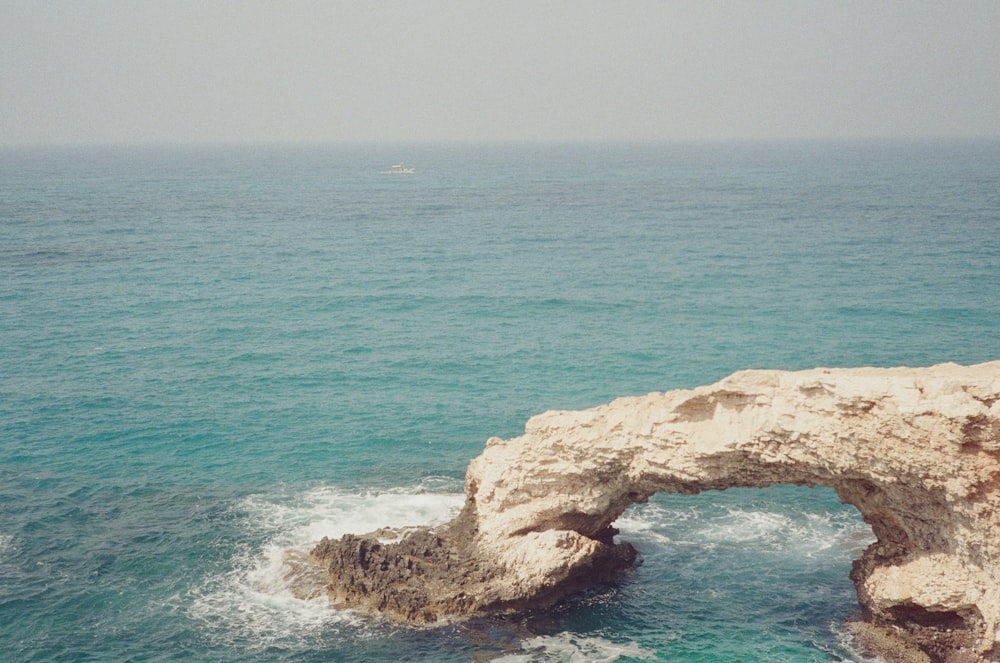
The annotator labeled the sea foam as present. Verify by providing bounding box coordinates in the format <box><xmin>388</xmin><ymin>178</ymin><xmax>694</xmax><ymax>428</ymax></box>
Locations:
<box><xmin>187</xmin><ymin>484</ymin><xmax>464</xmax><ymax>648</ymax></box>
<box><xmin>618</xmin><ymin>498</ymin><xmax>874</xmax><ymax>559</ymax></box>
<box><xmin>0</xmin><ymin>534</ymin><xmax>14</xmax><ymax>569</ymax></box>
<box><xmin>495</xmin><ymin>633</ymin><xmax>656</xmax><ymax>662</ymax></box>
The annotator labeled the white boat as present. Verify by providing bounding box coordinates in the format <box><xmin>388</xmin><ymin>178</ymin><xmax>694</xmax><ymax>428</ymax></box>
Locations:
<box><xmin>383</xmin><ymin>163</ymin><xmax>415</xmax><ymax>174</ymax></box>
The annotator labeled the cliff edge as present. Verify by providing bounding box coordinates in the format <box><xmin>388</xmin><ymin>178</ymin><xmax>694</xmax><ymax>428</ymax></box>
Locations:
<box><xmin>311</xmin><ymin>362</ymin><xmax>1000</xmax><ymax>662</ymax></box>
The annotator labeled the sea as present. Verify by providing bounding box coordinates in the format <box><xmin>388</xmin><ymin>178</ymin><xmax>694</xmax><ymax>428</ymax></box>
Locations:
<box><xmin>1</xmin><ymin>140</ymin><xmax>998</xmax><ymax>662</ymax></box>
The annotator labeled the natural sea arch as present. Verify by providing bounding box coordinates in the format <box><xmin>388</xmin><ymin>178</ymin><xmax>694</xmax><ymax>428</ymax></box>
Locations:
<box><xmin>311</xmin><ymin>363</ymin><xmax>1000</xmax><ymax>662</ymax></box>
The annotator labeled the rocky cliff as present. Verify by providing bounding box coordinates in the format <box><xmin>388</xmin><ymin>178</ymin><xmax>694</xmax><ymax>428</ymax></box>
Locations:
<box><xmin>310</xmin><ymin>362</ymin><xmax>1000</xmax><ymax>662</ymax></box>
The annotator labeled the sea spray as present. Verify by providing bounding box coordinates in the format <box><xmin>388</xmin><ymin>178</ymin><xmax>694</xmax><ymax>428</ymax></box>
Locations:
<box><xmin>187</xmin><ymin>486</ymin><xmax>464</xmax><ymax>649</ymax></box>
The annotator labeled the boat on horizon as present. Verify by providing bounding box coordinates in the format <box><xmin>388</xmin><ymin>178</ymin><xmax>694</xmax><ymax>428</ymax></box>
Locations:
<box><xmin>383</xmin><ymin>163</ymin><xmax>415</xmax><ymax>174</ymax></box>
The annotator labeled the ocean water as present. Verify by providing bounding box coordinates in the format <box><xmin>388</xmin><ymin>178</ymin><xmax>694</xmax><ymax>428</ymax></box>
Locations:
<box><xmin>1</xmin><ymin>140</ymin><xmax>998</xmax><ymax>662</ymax></box>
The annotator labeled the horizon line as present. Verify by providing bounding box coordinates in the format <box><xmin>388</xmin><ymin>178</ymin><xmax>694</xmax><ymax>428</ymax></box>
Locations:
<box><xmin>4</xmin><ymin>134</ymin><xmax>1000</xmax><ymax>150</ymax></box>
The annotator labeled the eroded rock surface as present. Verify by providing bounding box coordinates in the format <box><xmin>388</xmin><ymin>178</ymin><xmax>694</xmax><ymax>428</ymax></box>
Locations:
<box><xmin>311</xmin><ymin>362</ymin><xmax>1000</xmax><ymax>662</ymax></box>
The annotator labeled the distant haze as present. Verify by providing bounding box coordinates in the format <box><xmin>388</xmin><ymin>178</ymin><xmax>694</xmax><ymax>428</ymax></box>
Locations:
<box><xmin>2</xmin><ymin>0</ymin><xmax>999</xmax><ymax>145</ymax></box>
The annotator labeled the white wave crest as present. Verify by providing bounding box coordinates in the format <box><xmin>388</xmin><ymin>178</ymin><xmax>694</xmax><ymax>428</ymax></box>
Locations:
<box><xmin>187</xmin><ymin>484</ymin><xmax>464</xmax><ymax>648</ymax></box>
<box><xmin>0</xmin><ymin>533</ymin><xmax>15</xmax><ymax>569</ymax></box>
<box><xmin>495</xmin><ymin>633</ymin><xmax>656</xmax><ymax>662</ymax></box>
<box><xmin>619</xmin><ymin>501</ymin><xmax>873</xmax><ymax>558</ymax></box>
<box><xmin>697</xmin><ymin>508</ymin><xmax>874</xmax><ymax>557</ymax></box>
<box><xmin>239</xmin><ymin>483</ymin><xmax>465</xmax><ymax>546</ymax></box>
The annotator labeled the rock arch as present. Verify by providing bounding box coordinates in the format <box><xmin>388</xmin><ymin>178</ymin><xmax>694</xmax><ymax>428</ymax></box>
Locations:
<box><xmin>311</xmin><ymin>362</ymin><xmax>1000</xmax><ymax>662</ymax></box>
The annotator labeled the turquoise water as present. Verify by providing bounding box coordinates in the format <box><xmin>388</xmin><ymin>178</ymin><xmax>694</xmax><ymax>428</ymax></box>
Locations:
<box><xmin>1</xmin><ymin>141</ymin><xmax>998</xmax><ymax>661</ymax></box>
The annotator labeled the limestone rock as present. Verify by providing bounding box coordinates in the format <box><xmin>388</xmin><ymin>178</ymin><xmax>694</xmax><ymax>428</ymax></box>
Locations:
<box><xmin>311</xmin><ymin>361</ymin><xmax>1000</xmax><ymax>662</ymax></box>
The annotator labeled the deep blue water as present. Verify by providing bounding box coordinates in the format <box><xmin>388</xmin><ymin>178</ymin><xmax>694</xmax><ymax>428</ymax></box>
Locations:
<box><xmin>1</xmin><ymin>141</ymin><xmax>998</xmax><ymax>662</ymax></box>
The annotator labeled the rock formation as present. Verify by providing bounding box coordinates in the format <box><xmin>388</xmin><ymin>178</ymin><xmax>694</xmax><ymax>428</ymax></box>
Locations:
<box><xmin>310</xmin><ymin>362</ymin><xmax>1000</xmax><ymax>662</ymax></box>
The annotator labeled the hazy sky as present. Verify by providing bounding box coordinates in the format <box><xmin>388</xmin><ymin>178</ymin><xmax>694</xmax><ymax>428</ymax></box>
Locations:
<box><xmin>3</xmin><ymin>1</ymin><xmax>999</xmax><ymax>145</ymax></box>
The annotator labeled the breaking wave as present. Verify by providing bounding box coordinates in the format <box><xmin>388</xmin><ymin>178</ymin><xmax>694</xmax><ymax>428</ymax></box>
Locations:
<box><xmin>495</xmin><ymin>633</ymin><xmax>656</xmax><ymax>662</ymax></box>
<box><xmin>186</xmin><ymin>481</ymin><xmax>464</xmax><ymax>649</ymax></box>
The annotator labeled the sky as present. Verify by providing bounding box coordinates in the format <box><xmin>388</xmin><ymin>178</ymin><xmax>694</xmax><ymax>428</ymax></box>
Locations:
<box><xmin>2</xmin><ymin>1</ymin><xmax>999</xmax><ymax>145</ymax></box>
